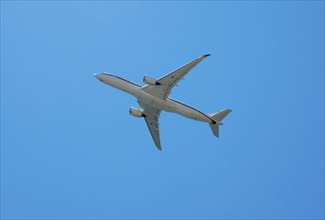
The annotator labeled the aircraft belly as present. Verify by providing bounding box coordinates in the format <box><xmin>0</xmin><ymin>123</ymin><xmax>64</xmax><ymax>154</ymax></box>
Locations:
<box><xmin>168</xmin><ymin>99</ymin><xmax>212</xmax><ymax>123</ymax></box>
<box><xmin>137</xmin><ymin>91</ymin><xmax>177</xmax><ymax>112</ymax></box>
<box><xmin>137</xmin><ymin>91</ymin><xmax>212</xmax><ymax>123</ymax></box>
<box><xmin>103</xmin><ymin>77</ymin><xmax>139</xmax><ymax>95</ymax></box>
<box><xmin>175</xmin><ymin>107</ymin><xmax>211</xmax><ymax>122</ymax></box>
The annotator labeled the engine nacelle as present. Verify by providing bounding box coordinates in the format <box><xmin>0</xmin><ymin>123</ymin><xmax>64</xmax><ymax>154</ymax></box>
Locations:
<box><xmin>129</xmin><ymin>107</ymin><xmax>144</xmax><ymax>118</ymax></box>
<box><xmin>143</xmin><ymin>76</ymin><xmax>161</xmax><ymax>85</ymax></box>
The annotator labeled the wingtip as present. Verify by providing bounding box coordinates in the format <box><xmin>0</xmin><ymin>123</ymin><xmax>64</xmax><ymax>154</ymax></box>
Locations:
<box><xmin>203</xmin><ymin>54</ymin><xmax>211</xmax><ymax>58</ymax></box>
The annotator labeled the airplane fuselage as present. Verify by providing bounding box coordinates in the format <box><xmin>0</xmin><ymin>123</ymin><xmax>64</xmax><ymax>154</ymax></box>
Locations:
<box><xmin>95</xmin><ymin>73</ymin><xmax>214</xmax><ymax>124</ymax></box>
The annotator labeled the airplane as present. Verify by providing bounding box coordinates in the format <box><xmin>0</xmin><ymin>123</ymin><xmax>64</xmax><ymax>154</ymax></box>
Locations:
<box><xmin>94</xmin><ymin>54</ymin><xmax>231</xmax><ymax>151</ymax></box>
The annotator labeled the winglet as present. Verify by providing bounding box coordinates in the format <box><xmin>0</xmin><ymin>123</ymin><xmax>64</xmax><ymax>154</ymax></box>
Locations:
<box><xmin>202</xmin><ymin>54</ymin><xmax>211</xmax><ymax>58</ymax></box>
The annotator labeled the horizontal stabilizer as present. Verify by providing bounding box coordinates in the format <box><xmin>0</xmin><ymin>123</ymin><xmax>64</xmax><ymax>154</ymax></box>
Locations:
<box><xmin>210</xmin><ymin>109</ymin><xmax>232</xmax><ymax>123</ymax></box>
<box><xmin>209</xmin><ymin>123</ymin><xmax>219</xmax><ymax>137</ymax></box>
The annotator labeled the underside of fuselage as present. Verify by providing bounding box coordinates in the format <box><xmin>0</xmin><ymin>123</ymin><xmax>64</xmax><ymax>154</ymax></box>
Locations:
<box><xmin>136</xmin><ymin>89</ymin><xmax>213</xmax><ymax>123</ymax></box>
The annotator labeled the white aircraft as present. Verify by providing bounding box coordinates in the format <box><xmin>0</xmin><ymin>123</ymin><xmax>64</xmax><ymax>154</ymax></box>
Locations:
<box><xmin>94</xmin><ymin>54</ymin><xmax>231</xmax><ymax>151</ymax></box>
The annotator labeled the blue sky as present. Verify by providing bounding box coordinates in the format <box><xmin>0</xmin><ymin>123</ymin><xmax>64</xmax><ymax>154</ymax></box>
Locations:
<box><xmin>1</xmin><ymin>1</ymin><xmax>324</xmax><ymax>219</ymax></box>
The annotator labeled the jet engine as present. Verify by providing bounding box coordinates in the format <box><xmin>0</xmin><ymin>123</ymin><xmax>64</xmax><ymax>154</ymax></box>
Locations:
<box><xmin>143</xmin><ymin>76</ymin><xmax>161</xmax><ymax>85</ymax></box>
<box><xmin>129</xmin><ymin>107</ymin><xmax>144</xmax><ymax>118</ymax></box>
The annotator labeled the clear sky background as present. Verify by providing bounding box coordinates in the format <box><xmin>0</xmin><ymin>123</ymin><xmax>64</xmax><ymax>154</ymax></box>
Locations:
<box><xmin>1</xmin><ymin>1</ymin><xmax>324</xmax><ymax>219</ymax></box>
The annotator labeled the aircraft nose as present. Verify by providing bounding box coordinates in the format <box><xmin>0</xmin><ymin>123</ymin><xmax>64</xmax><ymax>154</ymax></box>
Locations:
<box><xmin>94</xmin><ymin>73</ymin><xmax>103</xmax><ymax>81</ymax></box>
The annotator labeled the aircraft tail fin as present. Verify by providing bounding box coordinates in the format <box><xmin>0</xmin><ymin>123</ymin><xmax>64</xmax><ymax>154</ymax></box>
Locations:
<box><xmin>209</xmin><ymin>109</ymin><xmax>232</xmax><ymax>137</ymax></box>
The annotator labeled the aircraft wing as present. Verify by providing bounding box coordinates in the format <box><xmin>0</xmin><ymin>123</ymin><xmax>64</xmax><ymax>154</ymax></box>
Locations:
<box><xmin>138</xmin><ymin>101</ymin><xmax>162</xmax><ymax>151</ymax></box>
<box><xmin>142</xmin><ymin>54</ymin><xmax>210</xmax><ymax>100</ymax></box>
